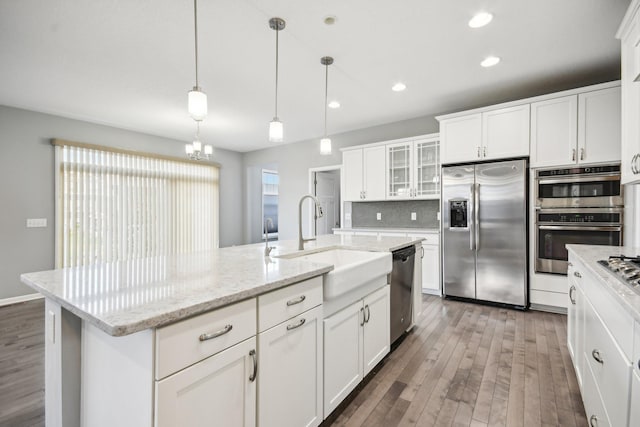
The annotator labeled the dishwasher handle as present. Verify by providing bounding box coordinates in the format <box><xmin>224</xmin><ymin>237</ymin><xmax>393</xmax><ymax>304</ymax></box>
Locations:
<box><xmin>392</xmin><ymin>245</ymin><xmax>416</xmax><ymax>262</ymax></box>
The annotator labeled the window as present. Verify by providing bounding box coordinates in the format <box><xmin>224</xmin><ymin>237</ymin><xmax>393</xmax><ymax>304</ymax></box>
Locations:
<box><xmin>262</xmin><ymin>170</ymin><xmax>278</xmax><ymax>240</ymax></box>
<box><xmin>54</xmin><ymin>141</ymin><xmax>219</xmax><ymax>268</ymax></box>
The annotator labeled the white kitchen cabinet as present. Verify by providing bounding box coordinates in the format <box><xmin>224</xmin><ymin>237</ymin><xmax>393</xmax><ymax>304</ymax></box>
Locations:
<box><xmin>386</xmin><ymin>137</ymin><xmax>440</xmax><ymax>200</ymax></box>
<box><xmin>440</xmin><ymin>114</ymin><xmax>481</xmax><ymax>164</ymax></box>
<box><xmin>530</xmin><ymin>87</ymin><xmax>621</xmax><ymax>168</ymax></box>
<box><xmin>582</xmin><ymin>357</ymin><xmax>612</xmax><ymax>427</ymax></box>
<box><xmin>342</xmin><ymin>146</ymin><xmax>386</xmax><ymax>201</ymax></box>
<box><xmin>617</xmin><ymin>1</ymin><xmax>640</xmax><ymax>184</ymax></box>
<box><xmin>155</xmin><ymin>336</ymin><xmax>257</xmax><ymax>427</ymax></box>
<box><xmin>567</xmin><ymin>264</ymin><xmax>584</xmax><ymax>390</ymax></box>
<box><xmin>631</xmin><ymin>320</ymin><xmax>640</xmax><ymax>427</ymax></box>
<box><xmin>258</xmin><ymin>306</ymin><xmax>323</xmax><ymax>427</ymax></box>
<box><xmin>440</xmin><ymin>105</ymin><xmax>529</xmax><ymax>164</ymax></box>
<box><xmin>408</xmin><ymin>233</ymin><xmax>440</xmax><ymax>296</ymax></box>
<box><xmin>323</xmin><ymin>285</ymin><xmax>390</xmax><ymax>418</ymax></box>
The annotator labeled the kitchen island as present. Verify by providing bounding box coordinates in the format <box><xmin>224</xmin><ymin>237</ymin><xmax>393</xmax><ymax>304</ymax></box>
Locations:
<box><xmin>21</xmin><ymin>234</ymin><xmax>423</xmax><ymax>427</ymax></box>
<box><xmin>566</xmin><ymin>244</ymin><xmax>640</xmax><ymax>427</ymax></box>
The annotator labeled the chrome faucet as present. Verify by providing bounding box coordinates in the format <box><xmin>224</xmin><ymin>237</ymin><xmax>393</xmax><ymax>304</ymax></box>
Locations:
<box><xmin>264</xmin><ymin>217</ymin><xmax>274</xmax><ymax>257</ymax></box>
<box><xmin>298</xmin><ymin>194</ymin><xmax>323</xmax><ymax>250</ymax></box>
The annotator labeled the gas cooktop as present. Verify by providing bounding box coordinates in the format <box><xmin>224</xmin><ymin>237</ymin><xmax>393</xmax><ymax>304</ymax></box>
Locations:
<box><xmin>597</xmin><ymin>255</ymin><xmax>640</xmax><ymax>296</ymax></box>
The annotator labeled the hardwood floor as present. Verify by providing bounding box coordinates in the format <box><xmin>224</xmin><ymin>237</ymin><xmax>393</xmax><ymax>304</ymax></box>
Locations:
<box><xmin>0</xmin><ymin>295</ymin><xmax>584</xmax><ymax>427</ymax></box>
<box><xmin>0</xmin><ymin>299</ymin><xmax>45</xmax><ymax>427</ymax></box>
<box><xmin>324</xmin><ymin>295</ymin><xmax>586</xmax><ymax>427</ymax></box>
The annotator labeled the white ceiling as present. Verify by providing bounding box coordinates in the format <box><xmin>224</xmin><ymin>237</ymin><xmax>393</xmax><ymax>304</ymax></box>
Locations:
<box><xmin>0</xmin><ymin>0</ymin><xmax>631</xmax><ymax>152</ymax></box>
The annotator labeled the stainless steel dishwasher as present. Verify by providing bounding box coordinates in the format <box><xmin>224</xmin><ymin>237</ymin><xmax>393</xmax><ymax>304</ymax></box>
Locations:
<box><xmin>390</xmin><ymin>245</ymin><xmax>415</xmax><ymax>344</ymax></box>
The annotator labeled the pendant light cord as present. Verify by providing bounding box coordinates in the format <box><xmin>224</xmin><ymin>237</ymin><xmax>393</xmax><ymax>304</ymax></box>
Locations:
<box><xmin>274</xmin><ymin>27</ymin><xmax>279</xmax><ymax>117</ymax></box>
<box><xmin>193</xmin><ymin>0</ymin><xmax>199</xmax><ymax>88</ymax></box>
<box><xmin>324</xmin><ymin>63</ymin><xmax>329</xmax><ymax>137</ymax></box>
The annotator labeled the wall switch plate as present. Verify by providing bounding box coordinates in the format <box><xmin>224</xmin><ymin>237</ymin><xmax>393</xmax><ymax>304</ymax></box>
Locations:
<box><xmin>437</xmin><ymin>211</ymin><xmax>441</xmax><ymax>221</ymax></box>
<box><xmin>376</xmin><ymin>212</ymin><xmax>382</xmax><ymax>221</ymax></box>
<box><xmin>26</xmin><ymin>218</ymin><xmax>47</xmax><ymax>228</ymax></box>
<box><xmin>47</xmin><ymin>310</ymin><xmax>56</xmax><ymax>344</ymax></box>
<box><xmin>411</xmin><ymin>212</ymin><xmax>417</xmax><ymax>221</ymax></box>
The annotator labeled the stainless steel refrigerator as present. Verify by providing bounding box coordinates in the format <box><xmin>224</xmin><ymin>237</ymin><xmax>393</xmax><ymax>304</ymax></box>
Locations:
<box><xmin>441</xmin><ymin>159</ymin><xmax>528</xmax><ymax>307</ymax></box>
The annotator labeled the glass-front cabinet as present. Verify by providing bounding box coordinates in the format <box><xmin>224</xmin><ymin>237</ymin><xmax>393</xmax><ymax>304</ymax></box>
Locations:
<box><xmin>386</xmin><ymin>136</ymin><xmax>440</xmax><ymax>200</ymax></box>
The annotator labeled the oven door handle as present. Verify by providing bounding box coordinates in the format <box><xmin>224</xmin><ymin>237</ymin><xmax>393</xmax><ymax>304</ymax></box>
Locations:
<box><xmin>538</xmin><ymin>225</ymin><xmax>622</xmax><ymax>232</ymax></box>
<box><xmin>537</xmin><ymin>175</ymin><xmax>620</xmax><ymax>185</ymax></box>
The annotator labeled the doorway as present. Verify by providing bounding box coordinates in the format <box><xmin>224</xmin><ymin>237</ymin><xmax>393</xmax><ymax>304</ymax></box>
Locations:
<box><xmin>309</xmin><ymin>166</ymin><xmax>341</xmax><ymax>236</ymax></box>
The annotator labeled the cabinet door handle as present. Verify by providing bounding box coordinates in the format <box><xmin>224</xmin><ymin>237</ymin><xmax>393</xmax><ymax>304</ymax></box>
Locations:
<box><xmin>421</xmin><ymin>246</ymin><xmax>425</xmax><ymax>259</ymax></box>
<box><xmin>637</xmin><ymin>359</ymin><xmax>640</xmax><ymax>370</ymax></box>
<box><xmin>592</xmin><ymin>349</ymin><xmax>604</xmax><ymax>364</ymax></box>
<box><xmin>589</xmin><ymin>415</ymin><xmax>598</xmax><ymax>427</ymax></box>
<box><xmin>580</xmin><ymin>148</ymin><xmax>585</xmax><ymax>161</ymax></box>
<box><xmin>286</xmin><ymin>295</ymin><xmax>306</xmax><ymax>306</ymax></box>
<box><xmin>477</xmin><ymin>146</ymin><xmax>481</xmax><ymax>158</ymax></box>
<box><xmin>483</xmin><ymin>146</ymin><xmax>487</xmax><ymax>158</ymax></box>
<box><xmin>249</xmin><ymin>349</ymin><xmax>257</xmax><ymax>382</ymax></box>
<box><xmin>568</xmin><ymin>262</ymin><xmax>573</xmax><ymax>267</ymax></box>
<box><xmin>569</xmin><ymin>285</ymin><xmax>576</xmax><ymax>305</ymax></box>
<box><xmin>636</xmin><ymin>154</ymin><xmax>640</xmax><ymax>175</ymax></box>
<box><xmin>572</xmin><ymin>148</ymin><xmax>576</xmax><ymax>161</ymax></box>
<box><xmin>360</xmin><ymin>307</ymin><xmax>365</xmax><ymax>326</ymax></box>
<box><xmin>574</xmin><ymin>271</ymin><xmax>582</xmax><ymax>278</ymax></box>
<box><xmin>632</xmin><ymin>154</ymin><xmax>637</xmax><ymax>174</ymax></box>
<box><xmin>286</xmin><ymin>317</ymin><xmax>306</xmax><ymax>331</ymax></box>
<box><xmin>364</xmin><ymin>305</ymin><xmax>371</xmax><ymax>323</ymax></box>
<box><xmin>199</xmin><ymin>324</ymin><xmax>233</xmax><ymax>342</ymax></box>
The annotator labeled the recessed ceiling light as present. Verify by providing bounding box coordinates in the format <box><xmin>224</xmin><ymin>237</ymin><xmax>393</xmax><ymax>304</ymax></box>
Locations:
<box><xmin>328</xmin><ymin>101</ymin><xmax>341</xmax><ymax>109</ymax></box>
<box><xmin>392</xmin><ymin>82</ymin><xmax>406</xmax><ymax>92</ymax></box>
<box><xmin>480</xmin><ymin>56</ymin><xmax>501</xmax><ymax>67</ymax></box>
<box><xmin>468</xmin><ymin>12</ymin><xmax>493</xmax><ymax>28</ymax></box>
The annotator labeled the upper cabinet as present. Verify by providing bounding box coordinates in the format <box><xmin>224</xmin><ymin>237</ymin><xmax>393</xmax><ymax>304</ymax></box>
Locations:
<box><xmin>342</xmin><ymin>133</ymin><xmax>440</xmax><ymax>202</ymax></box>
<box><xmin>342</xmin><ymin>146</ymin><xmax>386</xmax><ymax>202</ymax></box>
<box><xmin>440</xmin><ymin>105</ymin><xmax>529</xmax><ymax>165</ymax></box>
<box><xmin>617</xmin><ymin>0</ymin><xmax>640</xmax><ymax>184</ymax></box>
<box><xmin>530</xmin><ymin>87</ymin><xmax>621</xmax><ymax>168</ymax></box>
<box><xmin>386</xmin><ymin>136</ymin><xmax>440</xmax><ymax>200</ymax></box>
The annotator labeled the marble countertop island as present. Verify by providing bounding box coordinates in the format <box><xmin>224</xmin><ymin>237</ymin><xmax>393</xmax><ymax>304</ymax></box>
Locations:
<box><xmin>21</xmin><ymin>234</ymin><xmax>422</xmax><ymax>336</ymax></box>
<box><xmin>566</xmin><ymin>244</ymin><xmax>640</xmax><ymax>320</ymax></box>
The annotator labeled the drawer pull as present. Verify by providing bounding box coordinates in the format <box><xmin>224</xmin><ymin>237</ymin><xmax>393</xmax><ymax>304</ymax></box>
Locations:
<box><xmin>569</xmin><ymin>285</ymin><xmax>576</xmax><ymax>305</ymax></box>
<box><xmin>568</xmin><ymin>262</ymin><xmax>573</xmax><ymax>267</ymax></box>
<box><xmin>364</xmin><ymin>305</ymin><xmax>371</xmax><ymax>323</ymax></box>
<box><xmin>249</xmin><ymin>349</ymin><xmax>257</xmax><ymax>382</ymax></box>
<box><xmin>286</xmin><ymin>318</ymin><xmax>306</xmax><ymax>331</ymax></box>
<box><xmin>572</xmin><ymin>148</ymin><xmax>576</xmax><ymax>161</ymax></box>
<box><xmin>592</xmin><ymin>349</ymin><xmax>604</xmax><ymax>364</ymax></box>
<box><xmin>360</xmin><ymin>307</ymin><xmax>365</xmax><ymax>326</ymax></box>
<box><xmin>580</xmin><ymin>148</ymin><xmax>585</xmax><ymax>161</ymax></box>
<box><xmin>574</xmin><ymin>271</ymin><xmax>582</xmax><ymax>278</ymax></box>
<box><xmin>199</xmin><ymin>324</ymin><xmax>233</xmax><ymax>342</ymax></box>
<box><xmin>286</xmin><ymin>295</ymin><xmax>306</xmax><ymax>306</ymax></box>
<box><xmin>589</xmin><ymin>415</ymin><xmax>598</xmax><ymax>427</ymax></box>
<box><xmin>637</xmin><ymin>359</ymin><xmax>640</xmax><ymax>370</ymax></box>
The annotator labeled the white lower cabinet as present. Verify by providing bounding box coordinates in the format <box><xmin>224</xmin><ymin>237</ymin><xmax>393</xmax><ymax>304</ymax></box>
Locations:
<box><xmin>155</xmin><ymin>336</ymin><xmax>257</xmax><ymax>427</ymax></box>
<box><xmin>582</xmin><ymin>356</ymin><xmax>611</xmax><ymax>427</ymax></box>
<box><xmin>567</xmin><ymin>264</ymin><xmax>584</xmax><ymax>389</ymax></box>
<box><xmin>408</xmin><ymin>233</ymin><xmax>440</xmax><ymax>295</ymax></box>
<box><xmin>323</xmin><ymin>285</ymin><xmax>390</xmax><ymax>418</ymax></box>
<box><xmin>631</xmin><ymin>371</ymin><xmax>640</xmax><ymax>427</ymax></box>
<box><xmin>258</xmin><ymin>306</ymin><xmax>323</xmax><ymax>427</ymax></box>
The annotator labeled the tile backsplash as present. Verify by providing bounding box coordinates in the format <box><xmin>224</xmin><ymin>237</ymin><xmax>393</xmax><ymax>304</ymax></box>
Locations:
<box><xmin>351</xmin><ymin>200</ymin><xmax>440</xmax><ymax>229</ymax></box>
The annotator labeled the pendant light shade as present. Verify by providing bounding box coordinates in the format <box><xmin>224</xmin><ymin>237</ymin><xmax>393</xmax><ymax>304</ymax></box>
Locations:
<box><xmin>188</xmin><ymin>87</ymin><xmax>207</xmax><ymax>121</ymax></box>
<box><xmin>269</xmin><ymin>18</ymin><xmax>286</xmax><ymax>143</ymax></box>
<box><xmin>320</xmin><ymin>56</ymin><xmax>334</xmax><ymax>156</ymax></box>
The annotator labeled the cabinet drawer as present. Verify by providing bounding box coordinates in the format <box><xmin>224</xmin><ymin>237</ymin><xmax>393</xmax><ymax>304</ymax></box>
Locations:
<box><xmin>575</xmin><ymin>262</ymin><xmax>634</xmax><ymax>359</ymax></box>
<box><xmin>258</xmin><ymin>276</ymin><xmax>322</xmax><ymax>332</ymax></box>
<box><xmin>583</xmin><ymin>299</ymin><xmax>631</xmax><ymax>427</ymax></box>
<box><xmin>583</xmin><ymin>355</ymin><xmax>612</xmax><ymax>427</ymax></box>
<box><xmin>155</xmin><ymin>298</ymin><xmax>256</xmax><ymax>380</ymax></box>
<box><xmin>635</xmin><ymin>320</ymin><xmax>640</xmax><ymax>377</ymax></box>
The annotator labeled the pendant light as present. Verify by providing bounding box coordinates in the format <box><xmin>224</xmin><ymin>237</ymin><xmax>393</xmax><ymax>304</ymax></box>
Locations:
<box><xmin>185</xmin><ymin>122</ymin><xmax>213</xmax><ymax>160</ymax></box>
<box><xmin>268</xmin><ymin>17</ymin><xmax>285</xmax><ymax>143</ymax></box>
<box><xmin>188</xmin><ymin>0</ymin><xmax>207</xmax><ymax>121</ymax></box>
<box><xmin>320</xmin><ymin>56</ymin><xmax>334</xmax><ymax>155</ymax></box>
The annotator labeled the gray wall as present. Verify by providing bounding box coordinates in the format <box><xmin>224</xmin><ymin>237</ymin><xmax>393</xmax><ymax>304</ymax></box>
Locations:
<box><xmin>242</xmin><ymin>115</ymin><xmax>439</xmax><ymax>242</ymax></box>
<box><xmin>352</xmin><ymin>200</ymin><xmax>440</xmax><ymax>229</ymax></box>
<box><xmin>0</xmin><ymin>106</ymin><xmax>244</xmax><ymax>299</ymax></box>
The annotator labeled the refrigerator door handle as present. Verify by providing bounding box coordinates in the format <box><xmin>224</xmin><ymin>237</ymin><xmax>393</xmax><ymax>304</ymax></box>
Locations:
<box><xmin>475</xmin><ymin>183</ymin><xmax>480</xmax><ymax>251</ymax></box>
<box><xmin>470</xmin><ymin>183</ymin><xmax>475</xmax><ymax>251</ymax></box>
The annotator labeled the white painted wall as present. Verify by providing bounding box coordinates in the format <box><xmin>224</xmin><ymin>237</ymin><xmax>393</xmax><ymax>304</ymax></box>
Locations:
<box><xmin>0</xmin><ymin>106</ymin><xmax>244</xmax><ymax>299</ymax></box>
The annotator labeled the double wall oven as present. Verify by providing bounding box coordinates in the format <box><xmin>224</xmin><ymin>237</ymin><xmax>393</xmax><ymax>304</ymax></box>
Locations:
<box><xmin>535</xmin><ymin>165</ymin><xmax>623</xmax><ymax>275</ymax></box>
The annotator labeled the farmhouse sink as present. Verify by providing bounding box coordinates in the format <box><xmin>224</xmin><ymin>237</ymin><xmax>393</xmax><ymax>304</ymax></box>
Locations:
<box><xmin>289</xmin><ymin>249</ymin><xmax>392</xmax><ymax>300</ymax></box>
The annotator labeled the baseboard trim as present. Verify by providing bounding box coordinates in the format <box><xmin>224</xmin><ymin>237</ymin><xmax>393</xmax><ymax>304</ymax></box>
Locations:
<box><xmin>0</xmin><ymin>293</ymin><xmax>44</xmax><ymax>307</ymax></box>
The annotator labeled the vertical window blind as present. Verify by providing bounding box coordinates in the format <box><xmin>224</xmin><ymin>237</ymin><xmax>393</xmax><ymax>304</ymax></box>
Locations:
<box><xmin>54</xmin><ymin>141</ymin><xmax>219</xmax><ymax>268</ymax></box>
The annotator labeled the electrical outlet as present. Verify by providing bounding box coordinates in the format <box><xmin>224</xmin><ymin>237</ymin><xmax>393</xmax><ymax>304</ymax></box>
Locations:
<box><xmin>411</xmin><ymin>212</ymin><xmax>417</xmax><ymax>221</ymax></box>
<box><xmin>26</xmin><ymin>218</ymin><xmax>47</xmax><ymax>228</ymax></box>
<box><xmin>376</xmin><ymin>212</ymin><xmax>382</xmax><ymax>221</ymax></box>
<box><xmin>437</xmin><ymin>211</ymin><xmax>441</xmax><ymax>221</ymax></box>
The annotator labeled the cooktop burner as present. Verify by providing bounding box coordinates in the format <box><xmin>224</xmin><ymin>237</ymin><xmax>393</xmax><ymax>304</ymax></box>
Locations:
<box><xmin>597</xmin><ymin>255</ymin><xmax>640</xmax><ymax>295</ymax></box>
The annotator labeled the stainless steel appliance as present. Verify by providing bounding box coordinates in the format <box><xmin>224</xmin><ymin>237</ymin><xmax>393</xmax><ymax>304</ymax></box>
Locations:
<box><xmin>390</xmin><ymin>245</ymin><xmax>415</xmax><ymax>344</ymax></box>
<box><xmin>535</xmin><ymin>165</ymin><xmax>622</xmax><ymax>208</ymax></box>
<box><xmin>536</xmin><ymin>208</ymin><xmax>623</xmax><ymax>274</ymax></box>
<box><xmin>597</xmin><ymin>255</ymin><xmax>640</xmax><ymax>296</ymax></box>
<box><xmin>441</xmin><ymin>159</ymin><xmax>528</xmax><ymax>308</ymax></box>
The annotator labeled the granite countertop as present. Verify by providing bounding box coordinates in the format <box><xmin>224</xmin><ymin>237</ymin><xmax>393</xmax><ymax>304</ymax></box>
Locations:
<box><xmin>333</xmin><ymin>227</ymin><xmax>439</xmax><ymax>234</ymax></box>
<box><xmin>21</xmin><ymin>234</ymin><xmax>421</xmax><ymax>337</ymax></box>
<box><xmin>566</xmin><ymin>244</ymin><xmax>640</xmax><ymax>320</ymax></box>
